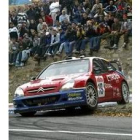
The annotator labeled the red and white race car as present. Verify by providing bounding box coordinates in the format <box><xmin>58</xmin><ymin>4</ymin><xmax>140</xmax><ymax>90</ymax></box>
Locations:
<box><xmin>13</xmin><ymin>56</ymin><xmax>129</xmax><ymax>116</ymax></box>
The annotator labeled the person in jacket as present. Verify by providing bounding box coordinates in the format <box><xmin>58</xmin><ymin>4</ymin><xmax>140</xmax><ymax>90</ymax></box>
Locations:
<box><xmin>59</xmin><ymin>10</ymin><xmax>70</xmax><ymax>23</ymax></box>
<box><xmin>46</xmin><ymin>28</ymin><xmax>60</xmax><ymax>56</ymax></box>
<box><xmin>56</xmin><ymin>28</ymin><xmax>66</xmax><ymax>55</ymax></box>
<box><xmin>120</xmin><ymin>14</ymin><xmax>132</xmax><ymax>48</ymax></box>
<box><xmin>73</xmin><ymin>24</ymin><xmax>85</xmax><ymax>54</ymax></box>
<box><xmin>80</xmin><ymin>20</ymin><xmax>97</xmax><ymax>55</ymax></box>
<box><xmin>91</xmin><ymin>0</ymin><xmax>103</xmax><ymax>15</ymax></box>
<box><xmin>9</xmin><ymin>39</ymin><xmax>19</xmax><ymax>65</ymax></box>
<box><xmin>110</xmin><ymin>17</ymin><xmax>121</xmax><ymax>49</ymax></box>
<box><xmin>29</xmin><ymin>19</ymin><xmax>37</xmax><ymax>37</ymax></box>
<box><xmin>64</xmin><ymin>26</ymin><xmax>77</xmax><ymax>56</ymax></box>
<box><xmin>104</xmin><ymin>1</ymin><xmax>117</xmax><ymax>14</ymax></box>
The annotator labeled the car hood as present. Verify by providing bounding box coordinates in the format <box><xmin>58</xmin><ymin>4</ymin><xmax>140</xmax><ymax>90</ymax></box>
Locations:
<box><xmin>19</xmin><ymin>73</ymin><xmax>88</xmax><ymax>91</ymax></box>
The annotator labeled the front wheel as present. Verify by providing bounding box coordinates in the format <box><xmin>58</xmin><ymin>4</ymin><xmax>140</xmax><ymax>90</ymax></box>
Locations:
<box><xmin>20</xmin><ymin>111</ymin><xmax>36</xmax><ymax>117</ymax></box>
<box><xmin>117</xmin><ymin>82</ymin><xmax>129</xmax><ymax>104</ymax></box>
<box><xmin>82</xmin><ymin>82</ymin><xmax>98</xmax><ymax>112</ymax></box>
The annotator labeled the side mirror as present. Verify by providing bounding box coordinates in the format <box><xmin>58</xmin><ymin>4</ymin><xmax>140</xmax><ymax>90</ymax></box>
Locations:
<box><xmin>30</xmin><ymin>77</ymin><xmax>36</xmax><ymax>81</ymax></box>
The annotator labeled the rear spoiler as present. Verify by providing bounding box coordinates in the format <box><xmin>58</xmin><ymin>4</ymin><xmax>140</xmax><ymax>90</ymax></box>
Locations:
<box><xmin>109</xmin><ymin>59</ymin><xmax>123</xmax><ymax>72</ymax></box>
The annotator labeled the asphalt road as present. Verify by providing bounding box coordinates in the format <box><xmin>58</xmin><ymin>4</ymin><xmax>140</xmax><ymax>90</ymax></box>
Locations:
<box><xmin>9</xmin><ymin>109</ymin><xmax>132</xmax><ymax>140</ymax></box>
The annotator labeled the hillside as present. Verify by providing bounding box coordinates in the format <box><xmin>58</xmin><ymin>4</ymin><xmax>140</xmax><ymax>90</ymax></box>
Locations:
<box><xmin>9</xmin><ymin>36</ymin><xmax>132</xmax><ymax>102</ymax></box>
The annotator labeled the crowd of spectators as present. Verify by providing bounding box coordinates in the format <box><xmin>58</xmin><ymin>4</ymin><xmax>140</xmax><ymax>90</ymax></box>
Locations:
<box><xmin>9</xmin><ymin>0</ymin><xmax>132</xmax><ymax>66</ymax></box>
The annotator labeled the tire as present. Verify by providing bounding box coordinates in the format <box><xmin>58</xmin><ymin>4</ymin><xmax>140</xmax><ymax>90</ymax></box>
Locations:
<box><xmin>82</xmin><ymin>82</ymin><xmax>98</xmax><ymax>112</ymax></box>
<box><xmin>117</xmin><ymin>82</ymin><xmax>129</xmax><ymax>104</ymax></box>
<box><xmin>20</xmin><ymin>111</ymin><xmax>36</xmax><ymax>117</ymax></box>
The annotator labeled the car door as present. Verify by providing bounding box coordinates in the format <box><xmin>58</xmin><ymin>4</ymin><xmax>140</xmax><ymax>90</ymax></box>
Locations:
<box><xmin>92</xmin><ymin>58</ymin><xmax>113</xmax><ymax>102</ymax></box>
<box><xmin>101</xmin><ymin>59</ymin><xmax>122</xmax><ymax>99</ymax></box>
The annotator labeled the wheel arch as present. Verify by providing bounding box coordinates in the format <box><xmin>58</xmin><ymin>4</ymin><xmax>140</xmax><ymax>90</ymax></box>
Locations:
<box><xmin>117</xmin><ymin>79</ymin><xmax>130</xmax><ymax>104</ymax></box>
<box><xmin>121</xmin><ymin>79</ymin><xmax>129</xmax><ymax>91</ymax></box>
<box><xmin>86</xmin><ymin>78</ymin><xmax>97</xmax><ymax>89</ymax></box>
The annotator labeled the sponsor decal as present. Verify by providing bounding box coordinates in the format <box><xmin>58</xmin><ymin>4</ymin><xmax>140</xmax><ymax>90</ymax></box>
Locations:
<box><xmin>104</xmin><ymin>83</ymin><xmax>112</xmax><ymax>89</ymax></box>
<box><xmin>106</xmin><ymin>73</ymin><xmax>120</xmax><ymax>82</ymax></box>
<box><xmin>67</xmin><ymin>93</ymin><xmax>82</xmax><ymax>101</ymax></box>
<box><xmin>95</xmin><ymin>76</ymin><xmax>105</xmax><ymax>97</ymax></box>
<box><xmin>26</xmin><ymin>97</ymin><xmax>57</xmax><ymax>106</ymax></box>
<box><xmin>113</xmin><ymin>87</ymin><xmax>120</xmax><ymax>97</ymax></box>
<box><xmin>116</xmin><ymin>88</ymin><xmax>121</xmax><ymax>97</ymax></box>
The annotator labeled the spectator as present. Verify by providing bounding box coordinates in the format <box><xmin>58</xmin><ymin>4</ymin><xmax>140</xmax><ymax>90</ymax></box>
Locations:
<box><xmin>100</xmin><ymin>0</ymin><xmax>108</xmax><ymax>8</ymax></box>
<box><xmin>22</xmin><ymin>33</ymin><xmax>32</xmax><ymax>50</ymax></box>
<box><xmin>9</xmin><ymin>22</ymin><xmax>19</xmax><ymax>41</ymax></box>
<box><xmin>91</xmin><ymin>0</ymin><xmax>103</xmax><ymax>15</ymax></box>
<box><xmin>26</xmin><ymin>5</ymin><xmax>35</xmax><ymax>20</ymax></box>
<box><xmin>80</xmin><ymin>20</ymin><xmax>97</xmax><ymax>55</ymax></box>
<box><xmin>34</xmin><ymin>3</ymin><xmax>41</xmax><ymax>23</ymax></box>
<box><xmin>9</xmin><ymin>39</ymin><xmax>19</xmax><ymax>65</ymax></box>
<box><xmin>115</xmin><ymin>0</ymin><xmax>127</xmax><ymax>12</ymax></box>
<box><xmin>47</xmin><ymin>28</ymin><xmax>60</xmax><ymax>55</ymax></box>
<box><xmin>115</xmin><ymin>0</ymin><xmax>127</xmax><ymax>20</ymax></box>
<box><xmin>59</xmin><ymin>0</ymin><xmax>74</xmax><ymax>15</ymax></box>
<box><xmin>110</xmin><ymin>17</ymin><xmax>121</xmax><ymax>49</ymax></box>
<box><xmin>102</xmin><ymin>15</ymin><xmax>111</xmax><ymax>30</ymax></box>
<box><xmin>108</xmin><ymin>14</ymin><xmax>114</xmax><ymax>28</ymax></box>
<box><xmin>37</xmin><ymin>18</ymin><xmax>44</xmax><ymax>35</ymax></box>
<box><xmin>49</xmin><ymin>0</ymin><xmax>60</xmax><ymax>26</ymax></box>
<box><xmin>34</xmin><ymin>30</ymin><xmax>50</xmax><ymax>63</ymax></box>
<box><xmin>59</xmin><ymin>10</ymin><xmax>70</xmax><ymax>23</ymax></box>
<box><xmin>72</xmin><ymin>5</ymin><xmax>85</xmax><ymax>23</ymax></box>
<box><xmin>81</xmin><ymin>12</ymin><xmax>91</xmax><ymax>25</ymax></box>
<box><xmin>38</xmin><ymin>30</ymin><xmax>48</xmax><ymax>57</ymax></box>
<box><xmin>15</xmin><ymin>45</ymin><xmax>30</xmax><ymax>67</ymax></box>
<box><xmin>43</xmin><ymin>2</ymin><xmax>50</xmax><ymax>15</ymax></box>
<box><xmin>29</xmin><ymin>19</ymin><xmax>37</xmax><ymax>36</ymax></box>
<box><xmin>17</xmin><ymin>12</ymin><xmax>28</xmax><ymax>25</ymax></box>
<box><xmin>64</xmin><ymin>26</ymin><xmax>77</xmax><ymax>56</ymax></box>
<box><xmin>94</xmin><ymin>8</ymin><xmax>106</xmax><ymax>22</ymax></box>
<box><xmin>83</xmin><ymin>0</ymin><xmax>92</xmax><ymax>11</ymax></box>
<box><xmin>10</xmin><ymin>11</ymin><xmax>18</xmax><ymax>26</ymax></box>
<box><xmin>30</xmin><ymin>33</ymin><xmax>40</xmax><ymax>56</ymax></box>
<box><xmin>19</xmin><ymin>23</ymin><xmax>29</xmax><ymax>38</ymax></box>
<box><xmin>40</xmin><ymin>11</ymin><xmax>46</xmax><ymax>22</ymax></box>
<box><xmin>56</xmin><ymin>28</ymin><xmax>66</xmax><ymax>55</ymax></box>
<box><xmin>74</xmin><ymin>24</ymin><xmax>85</xmax><ymax>54</ymax></box>
<box><xmin>120</xmin><ymin>14</ymin><xmax>132</xmax><ymax>48</ymax></box>
<box><xmin>104</xmin><ymin>0</ymin><xmax>117</xmax><ymax>14</ymax></box>
<box><xmin>42</xmin><ymin>22</ymin><xmax>49</xmax><ymax>32</ymax></box>
<box><xmin>55</xmin><ymin>10</ymin><xmax>61</xmax><ymax>22</ymax></box>
<box><xmin>53</xmin><ymin>20</ymin><xmax>61</xmax><ymax>29</ymax></box>
<box><xmin>61</xmin><ymin>19</ymin><xmax>71</xmax><ymax>31</ymax></box>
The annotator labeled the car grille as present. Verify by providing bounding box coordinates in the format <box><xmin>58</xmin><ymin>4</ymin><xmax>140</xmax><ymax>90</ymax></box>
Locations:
<box><xmin>22</xmin><ymin>95</ymin><xmax>60</xmax><ymax>107</ymax></box>
<box><xmin>27</xmin><ymin>86</ymin><xmax>56</xmax><ymax>94</ymax></box>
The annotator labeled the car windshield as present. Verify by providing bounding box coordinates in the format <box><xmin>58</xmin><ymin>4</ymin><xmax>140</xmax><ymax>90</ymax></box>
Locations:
<box><xmin>38</xmin><ymin>59</ymin><xmax>89</xmax><ymax>79</ymax></box>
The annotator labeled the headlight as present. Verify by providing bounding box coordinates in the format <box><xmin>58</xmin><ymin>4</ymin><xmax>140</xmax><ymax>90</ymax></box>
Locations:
<box><xmin>60</xmin><ymin>79</ymin><xmax>75</xmax><ymax>91</ymax></box>
<box><xmin>14</xmin><ymin>87</ymin><xmax>24</xmax><ymax>97</ymax></box>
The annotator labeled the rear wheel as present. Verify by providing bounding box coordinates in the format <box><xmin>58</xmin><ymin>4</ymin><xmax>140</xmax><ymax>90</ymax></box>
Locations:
<box><xmin>82</xmin><ymin>82</ymin><xmax>98</xmax><ymax>112</ymax></box>
<box><xmin>117</xmin><ymin>82</ymin><xmax>129</xmax><ymax>104</ymax></box>
<box><xmin>20</xmin><ymin>111</ymin><xmax>36</xmax><ymax>117</ymax></box>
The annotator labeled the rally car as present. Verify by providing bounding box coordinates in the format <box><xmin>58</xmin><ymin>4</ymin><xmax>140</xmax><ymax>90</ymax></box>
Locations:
<box><xmin>13</xmin><ymin>56</ymin><xmax>129</xmax><ymax>116</ymax></box>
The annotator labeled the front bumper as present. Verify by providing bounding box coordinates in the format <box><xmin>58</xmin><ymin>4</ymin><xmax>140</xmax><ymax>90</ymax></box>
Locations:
<box><xmin>13</xmin><ymin>88</ymin><xmax>87</xmax><ymax>114</ymax></box>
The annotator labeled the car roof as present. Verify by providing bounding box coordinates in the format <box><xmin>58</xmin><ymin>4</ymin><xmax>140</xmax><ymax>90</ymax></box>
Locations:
<box><xmin>51</xmin><ymin>57</ymin><xmax>109</xmax><ymax>65</ymax></box>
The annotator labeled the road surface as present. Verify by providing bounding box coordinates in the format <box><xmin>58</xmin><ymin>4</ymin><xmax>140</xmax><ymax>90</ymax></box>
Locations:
<box><xmin>9</xmin><ymin>109</ymin><xmax>132</xmax><ymax>140</ymax></box>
